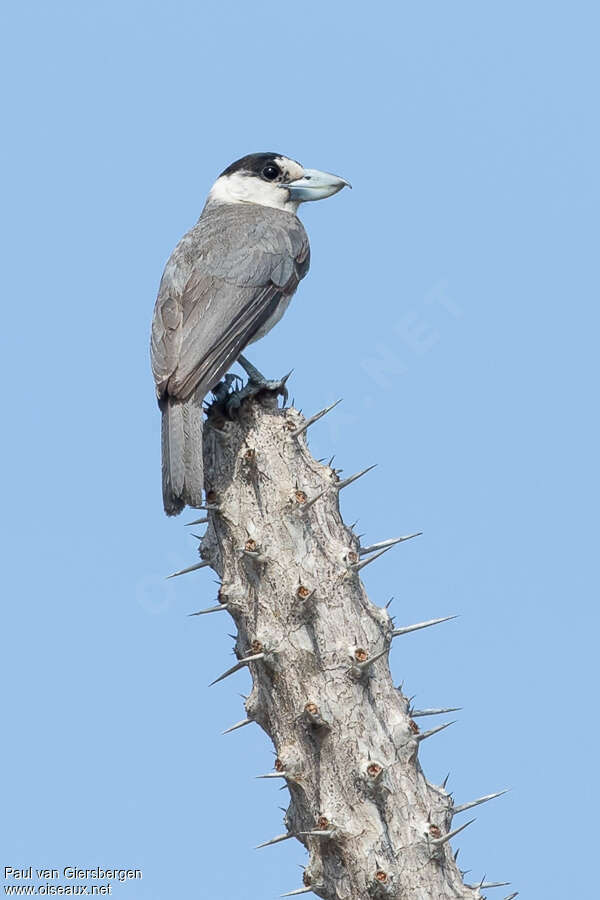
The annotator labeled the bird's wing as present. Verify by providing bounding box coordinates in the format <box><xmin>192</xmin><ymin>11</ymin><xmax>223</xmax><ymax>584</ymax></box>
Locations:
<box><xmin>151</xmin><ymin>287</ymin><xmax>182</xmax><ymax>397</ymax></box>
<box><xmin>151</xmin><ymin>204</ymin><xmax>309</xmax><ymax>401</ymax></box>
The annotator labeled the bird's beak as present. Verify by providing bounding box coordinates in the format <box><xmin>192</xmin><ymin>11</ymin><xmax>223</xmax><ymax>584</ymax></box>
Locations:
<box><xmin>283</xmin><ymin>168</ymin><xmax>351</xmax><ymax>202</ymax></box>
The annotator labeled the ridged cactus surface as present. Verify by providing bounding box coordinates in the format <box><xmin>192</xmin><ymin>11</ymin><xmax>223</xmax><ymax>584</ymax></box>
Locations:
<box><xmin>174</xmin><ymin>392</ymin><xmax>512</xmax><ymax>900</ymax></box>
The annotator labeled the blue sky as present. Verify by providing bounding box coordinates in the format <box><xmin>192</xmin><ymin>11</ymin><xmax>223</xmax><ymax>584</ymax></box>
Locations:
<box><xmin>1</xmin><ymin>1</ymin><xmax>598</xmax><ymax>897</ymax></box>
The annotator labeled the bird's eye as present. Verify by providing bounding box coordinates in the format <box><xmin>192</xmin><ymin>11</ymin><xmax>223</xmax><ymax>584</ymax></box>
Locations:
<box><xmin>262</xmin><ymin>164</ymin><xmax>280</xmax><ymax>181</ymax></box>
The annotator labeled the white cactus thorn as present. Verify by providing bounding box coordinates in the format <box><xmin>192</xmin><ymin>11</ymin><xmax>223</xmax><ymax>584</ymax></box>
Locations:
<box><xmin>209</xmin><ymin>652</ymin><xmax>265</xmax><ymax>686</ymax></box>
<box><xmin>188</xmin><ymin>603</ymin><xmax>228</xmax><ymax>616</ymax></box>
<box><xmin>430</xmin><ymin>818</ymin><xmax>476</xmax><ymax>846</ymax></box>
<box><xmin>392</xmin><ymin>615</ymin><xmax>458</xmax><ymax>638</ymax></box>
<box><xmin>167</xmin><ymin>559</ymin><xmax>211</xmax><ymax>579</ymax></box>
<box><xmin>416</xmin><ymin>721</ymin><xmax>456</xmax><ymax>742</ymax></box>
<box><xmin>468</xmin><ymin>881</ymin><xmax>510</xmax><ymax>890</ymax></box>
<box><xmin>411</xmin><ymin>706</ymin><xmax>462</xmax><ymax>718</ymax></box>
<box><xmin>359</xmin><ymin>532</ymin><xmax>422</xmax><ymax>555</ymax></box>
<box><xmin>335</xmin><ymin>464</ymin><xmax>377</xmax><ymax>491</ymax></box>
<box><xmin>185</xmin><ymin>516</ymin><xmax>208</xmax><ymax>526</ymax></box>
<box><xmin>255</xmin><ymin>832</ymin><xmax>295</xmax><ymax>849</ymax></box>
<box><xmin>301</xmin><ymin>486</ymin><xmax>329</xmax><ymax>513</ymax></box>
<box><xmin>504</xmin><ymin>893</ymin><xmax>519</xmax><ymax>900</ymax></box>
<box><xmin>255</xmin><ymin>771</ymin><xmax>288</xmax><ymax>779</ymax></box>
<box><xmin>350</xmin><ymin>545</ymin><xmax>393</xmax><ymax>573</ymax></box>
<box><xmin>222</xmin><ymin>717</ymin><xmax>253</xmax><ymax>735</ymax></box>
<box><xmin>352</xmin><ymin>647</ymin><xmax>389</xmax><ymax>674</ymax></box>
<box><xmin>290</xmin><ymin>399</ymin><xmax>342</xmax><ymax>437</ymax></box>
<box><xmin>280</xmin><ymin>888</ymin><xmax>312</xmax><ymax>897</ymax></box>
<box><xmin>452</xmin><ymin>789</ymin><xmax>509</xmax><ymax>816</ymax></box>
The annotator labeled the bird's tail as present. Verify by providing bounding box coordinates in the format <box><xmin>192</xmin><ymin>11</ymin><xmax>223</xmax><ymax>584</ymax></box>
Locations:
<box><xmin>160</xmin><ymin>389</ymin><xmax>204</xmax><ymax>516</ymax></box>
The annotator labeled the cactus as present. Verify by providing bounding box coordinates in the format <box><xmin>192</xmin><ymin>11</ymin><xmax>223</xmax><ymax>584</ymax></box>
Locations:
<box><xmin>174</xmin><ymin>390</ymin><xmax>513</xmax><ymax>900</ymax></box>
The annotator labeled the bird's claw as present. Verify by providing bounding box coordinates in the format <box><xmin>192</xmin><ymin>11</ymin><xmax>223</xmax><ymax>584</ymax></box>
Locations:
<box><xmin>208</xmin><ymin>359</ymin><xmax>292</xmax><ymax>419</ymax></box>
<box><xmin>251</xmin><ymin>371</ymin><xmax>291</xmax><ymax>405</ymax></box>
<box><xmin>211</xmin><ymin>373</ymin><xmax>240</xmax><ymax>405</ymax></box>
<box><xmin>225</xmin><ymin>391</ymin><xmax>243</xmax><ymax>417</ymax></box>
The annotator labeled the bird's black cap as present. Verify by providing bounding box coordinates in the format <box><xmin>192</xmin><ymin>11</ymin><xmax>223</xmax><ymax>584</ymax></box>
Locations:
<box><xmin>220</xmin><ymin>153</ymin><xmax>293</xmax><ymax>177</ymax></box>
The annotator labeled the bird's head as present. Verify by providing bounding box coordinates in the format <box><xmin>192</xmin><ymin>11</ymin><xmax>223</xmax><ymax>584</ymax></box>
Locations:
<box><xmin>206</xmin><ymin>153</ymin><xmax>350</xmax><ymax>213</ymax></box>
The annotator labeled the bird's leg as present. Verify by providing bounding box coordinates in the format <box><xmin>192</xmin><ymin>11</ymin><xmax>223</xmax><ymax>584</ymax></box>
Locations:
<box><xmin>237</xmin><ymin>354</ymin><xmax>268</xmax><ymax>384</ymax></box>
<box><xmin>223</xmin><ymin>354</ymin><xmax>292</xmax><ymax>416</ymax></box>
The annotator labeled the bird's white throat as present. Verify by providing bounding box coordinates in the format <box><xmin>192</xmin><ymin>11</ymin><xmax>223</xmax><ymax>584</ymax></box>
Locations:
<box><xmin>207</xmin><ymin>172</ymin><xmax>300</xmax><ymax>213</ymax></box>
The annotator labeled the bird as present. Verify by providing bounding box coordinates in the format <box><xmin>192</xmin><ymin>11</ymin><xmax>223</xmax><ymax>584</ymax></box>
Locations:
<box><xmin>151</xmin><ymin>152</ymin><xmax>350</xmax><ymax>516</ymax></box>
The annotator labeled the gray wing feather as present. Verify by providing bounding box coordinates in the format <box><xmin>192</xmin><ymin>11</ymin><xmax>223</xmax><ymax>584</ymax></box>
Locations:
<box><xmin>173</xmin><ymin>277</ymin><xmax>281</xmax><ymax>398</ymax></box>
<box><xmin>151</xmin><ymin>204</ymin><xmax>309</xmax><ymax>402</ymax></box>
<box><xmin>151</xmin><ymin>293</ymin><xmax>182</xmax><ymax>395</ymax></box>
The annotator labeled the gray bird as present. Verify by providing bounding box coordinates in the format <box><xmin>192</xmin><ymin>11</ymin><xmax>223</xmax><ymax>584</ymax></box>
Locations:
<box><xmin>151</xmin><ymin>152</ymin><xmax>350</xmax><ymax>515</ymax></box>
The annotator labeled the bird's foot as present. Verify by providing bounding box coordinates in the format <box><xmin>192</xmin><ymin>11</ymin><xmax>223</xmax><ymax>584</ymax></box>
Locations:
<box><xmin>209</xmin><ymin>356</ymin><xmax>290</xmax><ymax>418</ymax></box>
<box><xmin>208</xmin><ymin>357</ymin><xmax>292</xmax><ymax>419</ymax></box>
<box><xmin>224</xmin><ymin>371</ymin><xmax>292</xmax><ymax>417</ymax></box>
